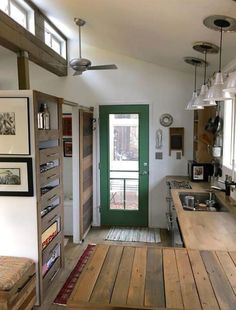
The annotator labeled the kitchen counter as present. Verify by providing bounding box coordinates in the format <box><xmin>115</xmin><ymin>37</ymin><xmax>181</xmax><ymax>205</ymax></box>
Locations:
<box><xmin>167</xmin><ymin>176</ymin><xmax>236</xmax><ymax>251</ymax></box>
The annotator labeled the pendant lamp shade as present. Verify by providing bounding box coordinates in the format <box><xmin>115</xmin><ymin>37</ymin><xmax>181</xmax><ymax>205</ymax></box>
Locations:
<box><xmin>203</xmin><ymin>15</ymin><xmax>236</xmax><ymax>101</ymax></box>
<box><xmin>195</xmin><ymin>84</ymin><xmax>217</xmax><ymax>107</ymax></box>
<box><xmin>186</xmin><ymin>91</ymin><xmax>201</xmax><ymax>110</ymax></box>
<box><xmin>184</xmin><ymin>57</ymin><xmax>205</xmax><ymax>110</ymax></box>
<box><xmin>192</xmin><ymin>42</ymin><xmax>219</xmax><ymax>107</ymax></box>
<box><xmin>204</xmin><ymin>72</ymin><xmax>228</xmax><ymax>101</ymax></box>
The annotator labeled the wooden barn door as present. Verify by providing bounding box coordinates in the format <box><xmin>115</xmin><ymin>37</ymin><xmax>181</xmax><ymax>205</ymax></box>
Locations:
<box><xmin>79</xmin><ymin>109</ymin><xmax>93</xmax><ymax>240</ymax></box>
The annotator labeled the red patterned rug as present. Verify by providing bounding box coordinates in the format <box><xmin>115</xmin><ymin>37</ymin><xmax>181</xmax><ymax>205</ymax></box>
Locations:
<box><xmin>54</xmin><ymin>244</ymin><xmax>96</xmax><ymax>305</ymax></box>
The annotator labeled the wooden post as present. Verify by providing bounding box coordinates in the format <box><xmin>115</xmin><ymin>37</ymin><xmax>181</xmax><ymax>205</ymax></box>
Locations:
<box><xmin>17</xmin><ymin>50</ymin><xmax>30</xmax><ymax>90</ymax></box>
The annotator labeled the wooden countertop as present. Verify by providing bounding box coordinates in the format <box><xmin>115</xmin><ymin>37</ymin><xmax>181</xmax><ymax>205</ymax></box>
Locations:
<box><xmin>169</xmin><ymin>176</ymin><xmax>236</xmax><ymax>251</ymax></box>
<box><xmin>68</xmin><ymin>244</ymin><xmax>236</xmax><ymax>309</ymax></box>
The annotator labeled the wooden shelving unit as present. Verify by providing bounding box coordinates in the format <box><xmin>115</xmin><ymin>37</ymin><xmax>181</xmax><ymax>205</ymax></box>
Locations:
<box><xmin>33</xmin><ymin>91</ymin><xmax>64</xmax><ymax>303</ymax></box>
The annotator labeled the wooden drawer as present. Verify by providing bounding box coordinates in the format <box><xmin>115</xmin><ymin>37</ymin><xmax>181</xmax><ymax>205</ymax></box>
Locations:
<box><xmin>41</xmin><ymin>205</ymin><xmax>62</xmax><ymax>232</ymax></box>
<box><xmin>42</xmin><ymin>257</ymin><xmax>61</xmax><ymax>296</ymax></box>
<box><xmin>40</xmin><ymin>166</ymin><xmax>61</xmax><ymax>187</ymax></box>
<box><xmin>40</xmin><ymin>186</ymin><xmax>61</xmax><ymax>209</ymax></box>
<box><xmin>38</xmin><ymin>129</ymin><xmax>60</xmax><ymax>142</ymax></box>
<box><xmin>40</xmin><ymin>146</ymin><xmax>61</xmax><ymax>165</ymax></box>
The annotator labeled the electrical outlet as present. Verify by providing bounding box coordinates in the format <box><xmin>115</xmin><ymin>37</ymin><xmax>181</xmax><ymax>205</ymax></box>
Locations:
<box><xmin>176</xmin><ymin>152</ymin><xmax>182</xmax><ymax>160</ymax></box>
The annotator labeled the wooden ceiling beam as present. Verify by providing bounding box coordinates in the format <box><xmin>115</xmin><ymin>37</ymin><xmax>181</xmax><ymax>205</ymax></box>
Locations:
<box><xmin>0</xmin><ymin>10</ymin><xmax>67</xmax><ymax>77</ymax></box>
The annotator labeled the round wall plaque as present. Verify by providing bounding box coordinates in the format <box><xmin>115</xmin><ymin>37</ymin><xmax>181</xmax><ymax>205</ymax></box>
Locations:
<box><xmin>160</xmin><ymin>113</ymin><xmax>173</xmax><ymax>127</ymax></box>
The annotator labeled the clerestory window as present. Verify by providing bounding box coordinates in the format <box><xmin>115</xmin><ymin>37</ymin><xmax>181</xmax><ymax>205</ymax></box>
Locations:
<box><xmin>44</xmin><ymin>21</ymin><xmax>66</xmax><ymax>59</ymax></box>
<box><xmin>0</xmin><ymin>0</ymin><xmax>35</xmax><ymax>34</ymax></box>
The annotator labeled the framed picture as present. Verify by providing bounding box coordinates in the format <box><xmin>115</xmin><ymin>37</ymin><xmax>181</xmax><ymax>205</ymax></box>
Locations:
<box><xmin>0</xmin><ymin>97</ymin><xmax>30</xmax><ymax>155</ymax></box>
<box><xmin>0</xmin><ymin>157</ymin><xmax>33</xmax><ymax>196</ymax></box>
<box><xmin>62</xmin><ymin>113</ymin><xmax>72</xmax><ymax>137</ymax></box>
<box><xmin>63</xmin><ymin>140</ymin><xmax>72</xmax><ymax>157</ymax></box>
<box><xmin>192</xmin><ymin>165</ymin><xmax>204</xmax><ymax>180</ymax></box>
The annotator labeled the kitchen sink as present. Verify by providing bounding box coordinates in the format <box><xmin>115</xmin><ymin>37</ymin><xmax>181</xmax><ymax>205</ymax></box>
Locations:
<box><xmin>178</xmin><ymin>192</ymin><xmax>229</xmax><ymax>212</ymax></box>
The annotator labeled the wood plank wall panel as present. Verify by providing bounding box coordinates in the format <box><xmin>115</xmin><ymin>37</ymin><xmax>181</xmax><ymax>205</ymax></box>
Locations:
<box><xmin>68</xmin><ymin>246</ymin><xmax>236</xmax><ymax>310</ymax></box>
<box><xmin>79</xmin><ymin>110</ymin><xmax>93</xmax><ymax>240</ymax></box>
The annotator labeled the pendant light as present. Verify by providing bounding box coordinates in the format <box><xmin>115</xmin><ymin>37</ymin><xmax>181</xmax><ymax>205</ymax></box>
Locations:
<box><xmin>184</xmin><ymin>57</ymin><xmax>205</xmax><ymax>110</ymax></box>
<box><xmin>193</xmin><ymin>42</ymin><xmax>219</xmax><ymax>107</ymax></box>
<box><xmin>203</xmin><ymin>15</ymin><xmax>236</xmax><ymax>102</ymax></box>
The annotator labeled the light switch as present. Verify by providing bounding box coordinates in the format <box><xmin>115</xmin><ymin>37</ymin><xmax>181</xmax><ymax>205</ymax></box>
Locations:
<box><xmin>155</xmin><ymin>152</ymin><xmax>163</xmax><ymax>160</ymax></box>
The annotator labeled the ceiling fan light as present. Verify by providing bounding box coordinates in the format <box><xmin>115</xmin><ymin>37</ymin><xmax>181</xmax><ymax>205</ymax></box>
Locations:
<box><xmin>223</xmin><ymin>71</ymin><xmax>236</xmax><ymax>94</ymax></box>
<box><xmin>186</xmin><ymin>91</ymin><xmax>203</xmax><ymax>110</ymax></box>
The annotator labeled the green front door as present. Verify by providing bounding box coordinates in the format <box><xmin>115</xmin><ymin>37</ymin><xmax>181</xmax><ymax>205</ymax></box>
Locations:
<box><xmin>100</xmin><ymin>105</ymin><xmax>149</xmax><ymax>226</ymax></box>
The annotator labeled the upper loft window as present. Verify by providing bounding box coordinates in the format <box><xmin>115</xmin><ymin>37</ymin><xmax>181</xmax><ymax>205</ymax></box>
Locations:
<box><xmin>0</xmin><ymin>0</ymin><xmax>35</xmax><ymax>34</ymax></box>
<box><xmin>44</xmin><ymin>21</ymin><xmax>66</xmax><ymax>59</ymax></box>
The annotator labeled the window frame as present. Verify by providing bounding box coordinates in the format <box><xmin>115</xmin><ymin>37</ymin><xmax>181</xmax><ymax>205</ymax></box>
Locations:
<box><xmin>0</xmin><ymin>0</ymin><xmax>34</xmax><ymax>33</ymax></box>
<box><xmin>44</xmin><ymin>20</ymin><xmax>67</xmax><ymax>59</ymax></box>
<box><xmin>9</xmin><ymin>0</ymin><xmax>28</xmax><ymax>29</ymax></box>
<box><xmin>222</xmin><ymin>99</ymin><xmax>236</xmax><ymax>178</ymax></box>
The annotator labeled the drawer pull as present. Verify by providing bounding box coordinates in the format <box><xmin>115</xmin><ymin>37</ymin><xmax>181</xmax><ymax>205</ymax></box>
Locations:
<box><xmin>17</xmin><ymin>274</ymin><xmax>34</xmax><ymax>292</ymax></box>
<box><xmin>47</xmin><ymin>174</ymin><xmax>57</xmax><ymax>180</ymax></box>
<box><xmin>50</xmin><ymin>268</ymin><xmax>59</xmax><ymax>282</ymax></box>
<box><xmin>48</xmin><ymin>215</ymin><xmax>58</xmax><ymax>223</ymax></box>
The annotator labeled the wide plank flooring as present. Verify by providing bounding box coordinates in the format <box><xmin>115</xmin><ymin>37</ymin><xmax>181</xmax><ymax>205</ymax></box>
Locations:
<box><xmin>35</xmin><ymin>227</ymin><xmax>171</xmax><ymax>310</ymax></box>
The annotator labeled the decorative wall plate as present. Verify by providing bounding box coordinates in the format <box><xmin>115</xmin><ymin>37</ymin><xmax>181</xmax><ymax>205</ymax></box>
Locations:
<box><xmin>160</xmin><ymin>113</ymin><xmax>173</xmax><ymax>127</ymax></box>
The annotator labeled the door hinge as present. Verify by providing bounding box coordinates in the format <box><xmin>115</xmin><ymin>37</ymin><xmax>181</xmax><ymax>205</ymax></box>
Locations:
<box><xmin>98</xmin><ymin>162</ymin><xmax>101</xmax><ymax>169</ymax></box>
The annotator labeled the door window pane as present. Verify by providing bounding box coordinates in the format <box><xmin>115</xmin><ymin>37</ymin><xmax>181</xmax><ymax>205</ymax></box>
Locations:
<box><xmin>109</xmin><ymin>114</ymin><xmax>139</xmax><ymax>210</ymax></box>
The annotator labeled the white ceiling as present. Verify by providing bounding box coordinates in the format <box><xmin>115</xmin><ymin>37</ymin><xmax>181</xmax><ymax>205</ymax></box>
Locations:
<box><xmin>20</xmin><ymin>1</ymin><xmax>236</xmax><ymax>74</ymax></box>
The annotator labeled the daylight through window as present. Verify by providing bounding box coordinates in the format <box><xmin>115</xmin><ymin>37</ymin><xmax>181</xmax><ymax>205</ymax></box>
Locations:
<box><xmin>0</xmin><ymin>0</ymin><xmax>35</xmax><ymax>34</ymax></box>
<box><xmin>44</xmin><ymin>21</ymin><xmax>66</xmax><ymax>58</ymax></box>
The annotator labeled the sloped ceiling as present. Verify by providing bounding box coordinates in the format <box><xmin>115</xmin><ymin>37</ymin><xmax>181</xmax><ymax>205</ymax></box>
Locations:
<box><xmin>31</xmin><ymin>0</ymin><xmax>236</xmax><ymax>74</ymax></box>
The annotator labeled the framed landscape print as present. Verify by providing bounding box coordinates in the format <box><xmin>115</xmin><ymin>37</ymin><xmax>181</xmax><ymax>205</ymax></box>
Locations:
<box><xmin>0</xmin><ymin>97</ymin><xmax>30</xmax><ymax>155</ymax></box>
<box><xmin>0</xmin><ymin>157</ymin><xmax>33</xmax><ymax>196</ymax></box>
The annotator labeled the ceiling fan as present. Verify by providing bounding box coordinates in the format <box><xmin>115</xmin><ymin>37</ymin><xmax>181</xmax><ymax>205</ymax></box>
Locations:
<box><xmin>70</xmin><ymin>18</ymin><xmax>118</xmax><ymax>75</ymax></box>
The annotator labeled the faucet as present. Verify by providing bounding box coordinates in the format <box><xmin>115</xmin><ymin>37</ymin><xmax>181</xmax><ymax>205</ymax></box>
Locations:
<box><xmin>210</xmin><ymin>175</ymin><xmax>236</xmax><ymax>196</ymax></box>
<box><xmin>225</xmin><ymin>175</ymin><xmax>236</xmax><ymax>196</ymax></box>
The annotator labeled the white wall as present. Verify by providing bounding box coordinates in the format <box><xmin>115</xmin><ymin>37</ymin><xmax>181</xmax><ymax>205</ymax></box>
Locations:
<box><xmin>0</xmin><ymin>90</ymin><xmax>38</xmax><ymax>260</ymax></box>
<box><xmin>0</xmin><ymin>43</ymin><xmax>194</xmax><ymax>228</ymax></box>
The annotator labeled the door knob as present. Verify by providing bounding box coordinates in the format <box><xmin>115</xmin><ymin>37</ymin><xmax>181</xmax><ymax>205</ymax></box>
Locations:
<box><xmin>139</xmin><ymin>171</ymin><xmax>149</xmax><ymax>175</ymax></box>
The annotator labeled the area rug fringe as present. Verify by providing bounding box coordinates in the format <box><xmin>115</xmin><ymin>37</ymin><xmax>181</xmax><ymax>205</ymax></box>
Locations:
<box><xmin>105</xmin><ymin>227</ymin><xmax>161</xmax><ymax>243</ymax></box>
<box><xmin>53</xmin><ymin>244</ymin><xmax>96</xmax><ymax>305</ymax></box>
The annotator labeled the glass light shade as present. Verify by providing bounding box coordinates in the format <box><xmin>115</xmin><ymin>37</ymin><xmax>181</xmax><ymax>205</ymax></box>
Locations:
<box><xmin>204</xmin><ymin>72</ymin><xmax>231</xmax><ymax>101</ymax></box>
<box><xmin>186</xmin><ymin>91</ymin><xmax>203</xmax><ymax>110</ymax></box>
<box><xmin>223</xmin><ymin>71</ymin><xmax>236</xmax><ymax>95</ymax></box>
<box><xmin>195</xmin><ymin>84</ymin><xmax>216</xmax><ymax>107</ymax></box>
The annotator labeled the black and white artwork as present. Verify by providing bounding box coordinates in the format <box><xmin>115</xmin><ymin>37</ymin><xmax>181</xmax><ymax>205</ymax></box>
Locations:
<box><xmin>0</xmin><ymin>97</ymin><xmax>30</xmax><ymax>155</ymax></box>
<box><xmin>0</xmin><ymin>112</ymin><xmax>16</xmax><ymax>135</ymax></box>
<box><xmin>0</xmin><ymin>168</ymin><xmax>21</xmax><ymax>185</ymax></box>
<box><xmin>0</xmin><ymin>158</ymin><xmax>33</xmax><ymax>196</ymax></box>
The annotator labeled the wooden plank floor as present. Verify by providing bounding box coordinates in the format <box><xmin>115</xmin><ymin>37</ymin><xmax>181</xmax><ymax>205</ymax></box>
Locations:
<box><xmin>34</xmin><ymin>227</ymin><xmax>171</xmax><ymax>309</ymax></box>
<box><xmin>68</xmin><ymin>245</ymin><xmax>236</xmax><ymax>309</ymax></box>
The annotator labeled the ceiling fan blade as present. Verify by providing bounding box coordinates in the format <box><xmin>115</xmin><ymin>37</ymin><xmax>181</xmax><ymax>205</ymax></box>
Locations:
<box><xmin>87</xmin><ymin>64</ymin><xmax>118</xmax><ymax>70</ymax></box>
<box><xmin>73</xmin><ymin>70</ymin><xmax>83</xmax><ymax>76</ymax></box>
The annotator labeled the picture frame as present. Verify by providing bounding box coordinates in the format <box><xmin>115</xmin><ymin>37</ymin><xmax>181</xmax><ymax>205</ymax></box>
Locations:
<box><xmin>0</xmin><ymin>157</ymin><xmax>33</xmax><ymax>196</ymax></box>
<box><xmin>62</xmin><ymin>113</ymin><xmax>72</xmax><ymax>137</ymax></box>
<box><xmin>0</xmin><ymin>97</ymin><xmax>30</xmax><ymax>155</ymax></box>
<box><xmin>63</xmin><ymin>140</ymin><xmax>72</xmax><ymax>157</ymax></box>
<box><xmin>192</xmin><ymin>165</ymin><xmax>204</xmax><ymax>181</ymax></box>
